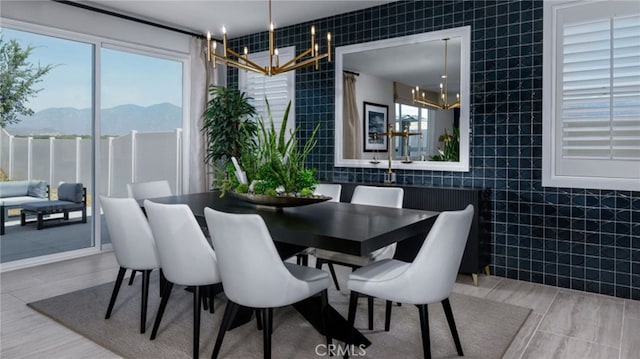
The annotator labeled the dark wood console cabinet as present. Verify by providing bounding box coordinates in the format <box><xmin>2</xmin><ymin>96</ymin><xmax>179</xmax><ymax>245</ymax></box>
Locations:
<box><xmin>336</xmin><ymin>183</ymin><xmax>491</xmax><ymax>284</ymax></box>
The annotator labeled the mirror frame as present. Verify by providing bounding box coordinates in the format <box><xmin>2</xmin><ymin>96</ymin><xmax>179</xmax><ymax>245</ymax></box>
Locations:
<box><xmin>334</xmin><ymin>26</ymin><xmax>471</xmax><ymax>172</ymax></box>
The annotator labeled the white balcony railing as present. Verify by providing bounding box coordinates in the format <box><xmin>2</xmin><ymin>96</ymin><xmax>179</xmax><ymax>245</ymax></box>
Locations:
<box><xmin>0</xmin><ymin>127</ymin><xmax>182</xmax><ymax>197</ymax></box>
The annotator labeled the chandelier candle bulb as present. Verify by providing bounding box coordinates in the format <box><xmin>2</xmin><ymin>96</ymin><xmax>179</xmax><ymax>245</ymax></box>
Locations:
<box><xmin>269</xmin><ymin>23</ymin><xmax>274</xmax><ymax>55</ymax></box>
<box><xmin>222</xmin><ymin>26</ymin><xmax>228</xmax><ymax>57</ymax></box>
<box><xmin>311</xmin><ymin>26</ymin><xmax>316</xmax><ymax>56</ymax></box>
<box><xmin>207</xmin><ymin>32</ymin><xmax>211</xmax><ymax>61</ymax></box>
<box><xmin>205</xmin><ymin>0</ymin><xmax>332</xmax><ymax>76</ymax></box>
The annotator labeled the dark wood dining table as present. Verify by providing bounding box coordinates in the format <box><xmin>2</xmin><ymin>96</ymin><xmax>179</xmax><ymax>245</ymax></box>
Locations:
<box><xmin>146</xmin><ymin>191</ymin><xmax>439</xmax><ymax>346</ymax></box>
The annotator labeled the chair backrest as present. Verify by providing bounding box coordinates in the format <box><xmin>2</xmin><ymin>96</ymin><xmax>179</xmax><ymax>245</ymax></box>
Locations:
<box><xmin>127</xmin><ymin>180</ymin><xmax>172</xmax><ymax>200</ymax></box>
<box><xmin>58</xmin><ymin>183</ymin><xmax>84</xmax><ymax>203</ymax></box>
<box><xmin>395</xmin><ymin>205</ymin><xmax>474</xmax><ymax>303</ymax></box>
<box><xmin>351</xmin><ymin>185</ymin><xmax>403</xmax><ymax>208</ymax></box>
<box><xmin>144</xmin><ymin>200</ymin><xmax>220</xmax><ymax>286</ymax></box>
<box><xmin>314</xmin><ymin>183</ymin><xmax>342</xmax><ymax>202</ymax></box>
<box><xmin>204</xmin><ymin>207</ymin><xmax>311</xmax><ymax>308</ymax></box>
<box><xmin>100</xmin><ymin>196</ymin><xmax>159</xmax><ymax>270</ymax></box>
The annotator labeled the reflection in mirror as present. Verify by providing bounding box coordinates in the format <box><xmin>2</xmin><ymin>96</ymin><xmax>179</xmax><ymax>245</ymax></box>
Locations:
<box><xmin>335</xmin><ymin>26</ymin><xmax>470</xmax><ymax>172</ymax></box>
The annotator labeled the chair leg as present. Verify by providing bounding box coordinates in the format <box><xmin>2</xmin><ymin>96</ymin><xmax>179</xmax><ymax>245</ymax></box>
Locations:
<box><xmin>255</xmin><ymin>309</ymin><xmax>263</xmax><ymax>330</ymax></box>
<box><xmin>212</xmin><ymin>301</ymin><xmax>240</xmax><ymax>359</ymax></box>
<box><xmin>105</xmin><ymin>267</ymin><xmax>127</xmax><ymax>319</ymax></box>
<box><xmin>345</xmin><ymin>291</ymin><xmax>360</xmax><ymax>359</ymax></box>
<box><xmin>367</xmin><ymin>297</ymin><xmax>374</xmax><ymax>330</ymax></box>
<box><xmin>296</xmin><ymin>253</ymin><xmax>308</xmax><ymax>266</ymax></box>
<box><xmin>128</xmin><ymin>270</ymin><xmax>137</xmax><ymax>285</ymax></box>
<box><xmin>418</xmin><ymin>304</ymin><xmax>431</xmax><ymax>359</ymax></box>
<box><xmin>150</xmin><ymin>281</ymin><xmax>174</xmax><ymax>340</ymax></box>
<box><xmin>159</xmin><ymin>269</ymin><xmax>166</xmax><ymax>297</ymax></box>
<box><xmin>327</xmin><ymin>262</ymin><xmax>340</xmax><ymax>291</ymax></box>
<box><xmin>193</xmin><ymin>286</ymin><xmax>201</xmax><ymax>359</ymax></box>
<box><xmin>319</xmin><ymin>289</ymin><xmax>332</xmax><ymax>346</ymax></box>
<box><xmin>384</xmin><ymin>300</ymin><xmax>393</xmax><ymax>331</ymax></box>
<box><xmin>263</xmin><ymin>308</ymin><xmax>272</xmax><ymax>359</ymax></box>
<box><xmin>140</xmin><ymin>270</ymin><xmax>151</xmax><ymax>334</ymax></box>
<box><xmin>202</xmin><ymin>286</ymin><xmax>209</xmax><ymax>312</ymax></box>
<box><xmin>442</xmin><ymin>298</ymin><xmax>463</xmax><ymax>356</ymax></box>
<box><xmin>209</xmin><ymin>285</ymin><xmax>215</xmax><ymax>314</ymax></box>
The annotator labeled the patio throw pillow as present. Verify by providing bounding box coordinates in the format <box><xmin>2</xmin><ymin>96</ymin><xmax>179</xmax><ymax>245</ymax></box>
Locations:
<box><xmin>57</xmin><ymin>183</ymin><xmax>83</xmax><ymax>203</ymax></box>
<box><xmin>27</xmin><ymin>181</ymin><xmax>48</xmax><ymax>198</ymax></box>
<box><xmin>1</xmin><ymin>180</ymin><xmax>30</xmax><ymax>197</ymax></box>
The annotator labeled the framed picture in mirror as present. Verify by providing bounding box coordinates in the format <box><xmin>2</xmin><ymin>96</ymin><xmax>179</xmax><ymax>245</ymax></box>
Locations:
<box><xmin>363</xmin><ymin>101</ymin><xmax>388</xmax><ymax>152</ymax></box>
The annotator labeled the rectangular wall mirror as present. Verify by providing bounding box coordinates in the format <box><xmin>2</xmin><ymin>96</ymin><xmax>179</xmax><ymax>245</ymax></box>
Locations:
<box><xmin>334</xmin><ymin>26</ymin><xmax>471</xmax><ymax>172</ymax></box>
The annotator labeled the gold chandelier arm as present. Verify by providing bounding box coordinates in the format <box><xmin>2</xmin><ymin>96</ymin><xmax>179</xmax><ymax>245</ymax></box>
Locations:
<box><xmin>212</xmin><ymin>53</ymin><xmax>267</xmax><ymax>74</ymax></box>
<box><xmin>279</xmin><ymin>48</ymin><xmax>313</xmax><ymax>69</ymax></box>
<box><xmin>275</xmin><ymin>53</ymin><xmax>329</xmax><ymax>74</ymax></box>
<box><xmin>414</xmin><ymin>98</ymin><xmax>442</xmax><ymax>109</ymax></box>
<box><xmin>445</xmin><ymin>102</ymin><xmax>461</xmax><ymax>110</ymax></box>
<box><xmin>206</xmin><ymin>0</ymin><xmax>332</xmax><ymax>77</ymax></box>
<box><xmin>225</xmin><ymin>48</ymin><xmax>264</xmax><ymax>70</ymax></box>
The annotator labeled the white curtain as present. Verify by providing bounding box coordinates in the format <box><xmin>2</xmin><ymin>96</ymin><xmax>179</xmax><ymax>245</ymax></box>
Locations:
<box><xmin>188</xmin><ymin>36</ymin><xmax>218</xmax><ymax>193</ymax></box>
<box><xmin>343</xmin><ymin>73</ymin><xmax>361</xmax><ymax>159</ymax></box>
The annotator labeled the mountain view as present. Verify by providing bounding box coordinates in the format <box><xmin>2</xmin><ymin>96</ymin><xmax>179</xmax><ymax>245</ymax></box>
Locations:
<box><xmin>5</xmin><ymin>103</ymin><xmax>182</xmax><ymax>136</ymax></box>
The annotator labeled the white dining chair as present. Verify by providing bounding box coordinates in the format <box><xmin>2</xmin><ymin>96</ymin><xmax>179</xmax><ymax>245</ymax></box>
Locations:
<box><xmin>127</xmin><ymin>180</ymin><xmax>172</xmax><ymax>201</ymax></box>
<box><xmin>125</xmin><ymin>180</ymin><xmax>172</xmax><ymax>286</ymax></box>
<box><xmin>144</xmin><ymin>200</ymin><xmax>221</xmax><ymax>359</ymax></box>
<box><xmin>314</xmin><ymin>183</ymin><xmax>342</xmax><ymax>202</ymax></box>
<box><xmin>295</xmin><ymin>183</ymin><xmax>343</xmax><ymax>266</ymax></box>
<box><xmin>345</xmin><ymin>205</ymin><xmax>474</xmax><ymax>359</ymax></box>
<box><xmin>100</xmin><ymin>196</ymin><xmax>160</xmax><ymax>334</ymax></box>
<box><xmin>314</xmin><ymin>185</ymin><xmax>403</xmax><ymax>329</ymax></box>
<box><xmin>204</xmin><ymin>207</ymin><xmax>332</xmax><ymax>359</ymax></box>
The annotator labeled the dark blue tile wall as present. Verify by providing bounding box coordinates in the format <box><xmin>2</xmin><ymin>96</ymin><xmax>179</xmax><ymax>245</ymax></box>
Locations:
<box><xmin>229</xmin><ymin>0</ymin><xmax>640</xmax><ymax>300</ymax></box>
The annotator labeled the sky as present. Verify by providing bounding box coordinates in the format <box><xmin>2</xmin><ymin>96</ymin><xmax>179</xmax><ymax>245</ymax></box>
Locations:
<box><xmin>2</xmin><ymin>27</ymin><xmax>183</xmax><ymax>112</ymax></box>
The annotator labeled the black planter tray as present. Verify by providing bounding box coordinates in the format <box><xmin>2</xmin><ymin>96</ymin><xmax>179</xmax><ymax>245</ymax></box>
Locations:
<box><xmin>228</xmin><ymin>191</ymin><xmax>331</xmax><ymax>208</ymax></box>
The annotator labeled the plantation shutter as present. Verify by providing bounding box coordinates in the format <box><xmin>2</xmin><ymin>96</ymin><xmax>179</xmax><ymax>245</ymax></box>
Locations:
<box><xmin>239</xmin><ymin>47</ymin><xmax>295</xmax><ymax>139</ymax></box>
<box><xmin>543</xmin><ymin>1</ymin><xmax>640</xmax><ymax>191</ymax></box>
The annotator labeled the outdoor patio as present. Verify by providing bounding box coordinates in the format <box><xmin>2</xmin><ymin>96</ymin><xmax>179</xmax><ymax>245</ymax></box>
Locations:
<box><xmin>0</xmin><ymin>212</ymin><xmax>110</xmax><ymax>263</ymax></box>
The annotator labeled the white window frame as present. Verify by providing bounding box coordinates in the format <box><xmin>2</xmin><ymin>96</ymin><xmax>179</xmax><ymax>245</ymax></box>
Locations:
<box><xmin>238</xmin><ymin>46</ymin><xmax>296</xmax><ymax>138</ymax></box>
<box><xmin>542</xmin><ymin>0</ymin><xmax>640</xmax><ymax>191</ymax></box>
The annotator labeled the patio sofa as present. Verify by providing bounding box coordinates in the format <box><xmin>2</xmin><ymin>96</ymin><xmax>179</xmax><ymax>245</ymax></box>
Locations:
<box><xmin>1</xmin><ymin>180</ymin><xmax>50</xmax><ymax>235</ymax></box>
<box><xmin>20</xmin><ymin>182</ymin><xmax>87</xmax><ymax>230</ymax></box>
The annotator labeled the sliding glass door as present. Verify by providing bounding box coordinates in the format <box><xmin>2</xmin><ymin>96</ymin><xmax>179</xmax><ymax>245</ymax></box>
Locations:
<box><xmin>1</xmin><ymin>22</ymin><xmax>187</xmax><ymax>265</ymax></box>
<box><xmin>99</xmin><ymin>47</ymin><xmax>184</xmax><ymax>245</ymax></box>
<box><xmin>0</xmin><ymin>27</ymin><xmax>94</xmax><ymax>263</ymax></box>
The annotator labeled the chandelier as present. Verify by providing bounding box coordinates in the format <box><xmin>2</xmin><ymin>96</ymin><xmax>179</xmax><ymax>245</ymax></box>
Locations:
<box><xmin>206</xmin><ymin>0</ymin><xmax>332</xmax><ymax>76</ymax></box>
<box><xmin>412</xmin><ymin>38</ymin><xmax>460</xmax><ymax>110</ymax></box>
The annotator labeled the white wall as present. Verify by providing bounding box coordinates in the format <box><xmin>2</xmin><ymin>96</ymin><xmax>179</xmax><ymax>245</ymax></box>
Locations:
<box><xmin>354</xmin><ymin>73</ymin><xmax>394</xmax><ymax>160</ymax></box>
<box><xmin>429</xmin><ymin>110</ymin><xmax>454</xmax><ymax>158</ymax></box>
<box><xmin>0</xmin><ymin>0</ymin><xmax>191</xmax><ymax>54</ymax></box>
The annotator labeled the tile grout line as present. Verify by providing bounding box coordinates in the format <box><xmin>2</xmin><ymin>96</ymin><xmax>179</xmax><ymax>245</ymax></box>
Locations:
<box><xmin>535</xmin><ymin>328</ymin><xmax>621</xmax><ymax>350</ymax></box>
<box><xmin>516</xmin><ymin>287</ymin><xmax>560</xmax><ymax>359</ymax></box>
<box><xmin>619</xmin><ymin>301</ymin><xmax>626</xmax><ymax>359</ymax></box>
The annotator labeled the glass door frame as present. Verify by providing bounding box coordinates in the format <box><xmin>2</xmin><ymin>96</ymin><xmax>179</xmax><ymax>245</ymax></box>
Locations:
<box><xmin>0</xmin><ymin>18</ymin><xmax>191</xmax><ymax>272</ymax></box>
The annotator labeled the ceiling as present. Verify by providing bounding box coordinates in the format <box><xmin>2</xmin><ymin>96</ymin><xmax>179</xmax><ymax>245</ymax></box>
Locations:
<box><xmin>343</xmin><ymin>38</ymin><xmax>461</xmax><ymax>94</ymax></box>
<box><xmin>77</xmin><ymin>0</ymin><xmax>458</xmax><ymax>92</ymax></box>
<box><xmin>81</xmin><ymin>0</ymin><xmax>395</xmax><ymax>38</ymax></box>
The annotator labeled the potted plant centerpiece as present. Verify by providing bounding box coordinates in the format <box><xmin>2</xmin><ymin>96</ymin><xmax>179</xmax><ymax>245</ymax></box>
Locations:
<box><xmin>217</xmin><ymin>100</ymin><xmax>327</xmax><ymax>207</ymax></box>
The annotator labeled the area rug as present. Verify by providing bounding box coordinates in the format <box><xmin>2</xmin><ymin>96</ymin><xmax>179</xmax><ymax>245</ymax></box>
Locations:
<box><xmin>28</xmin><ymin>273</ymin><xmax>531</xmax><ymax>358</ymax></box>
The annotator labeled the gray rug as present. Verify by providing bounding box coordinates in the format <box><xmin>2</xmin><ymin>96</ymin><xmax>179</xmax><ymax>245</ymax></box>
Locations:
<box><xmin>28</xmin><ymin>273</ymin><xmax>531</xmax><ymax>358</ymax></box>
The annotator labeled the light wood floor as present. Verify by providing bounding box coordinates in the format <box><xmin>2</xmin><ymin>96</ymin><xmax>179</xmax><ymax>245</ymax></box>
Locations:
<box><xmin>1</xmin><ymin>252</ymin><xmax>638</xmax><ymax>358</ymax></box>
